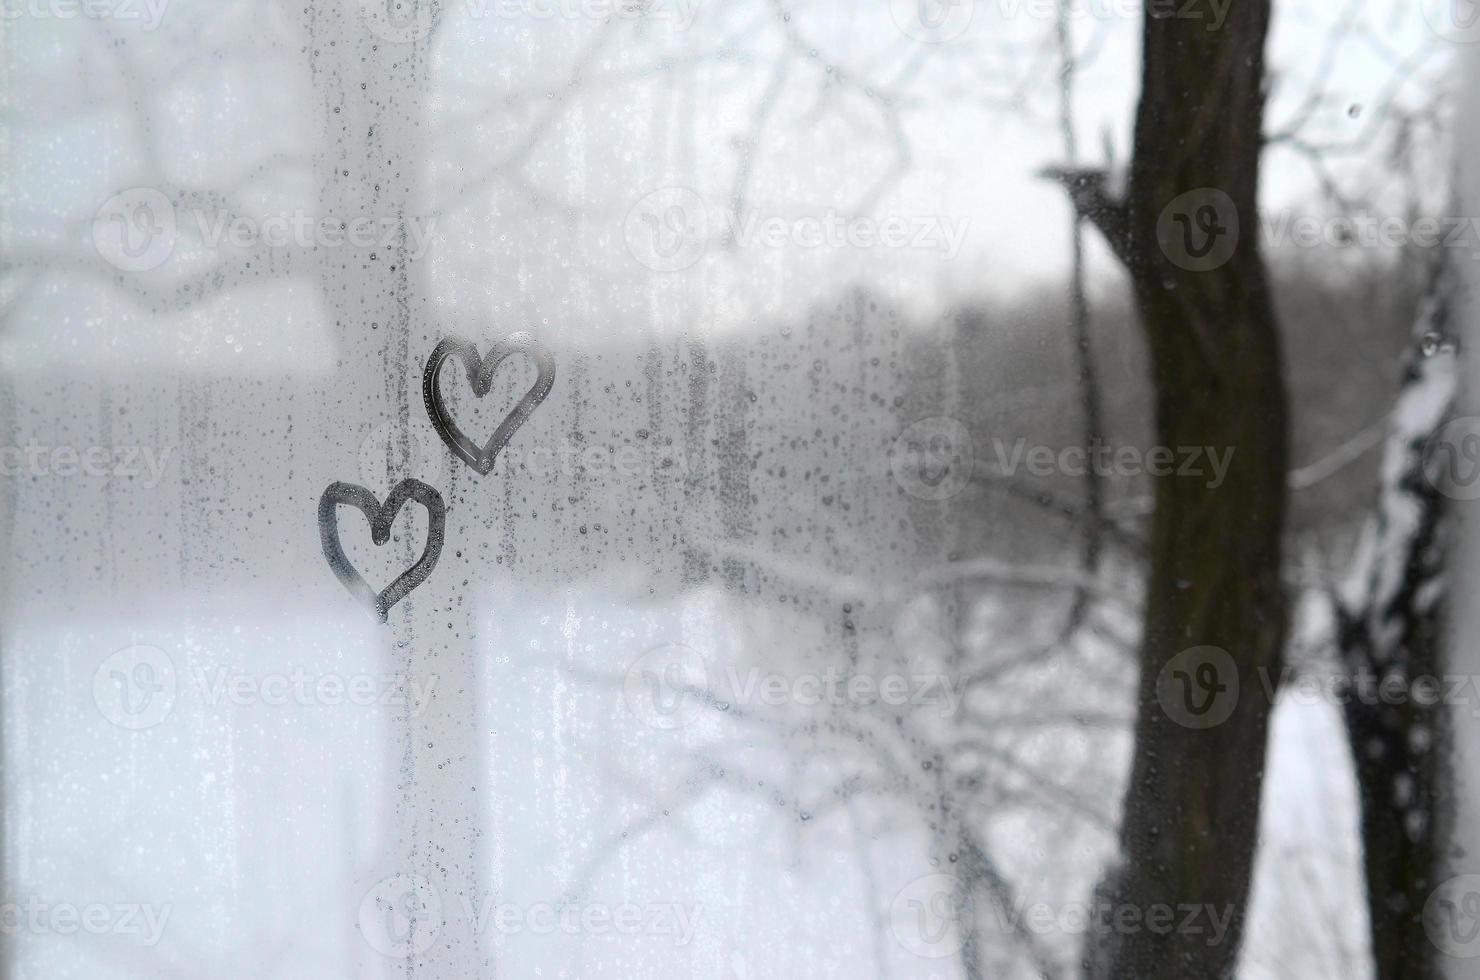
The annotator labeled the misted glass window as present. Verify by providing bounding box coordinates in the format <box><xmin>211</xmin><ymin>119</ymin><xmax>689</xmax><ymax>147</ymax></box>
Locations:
<box><xmin>0</xmin><ymin>1</ymin><xmax>1473</xmax><ymax>978</ymax></box>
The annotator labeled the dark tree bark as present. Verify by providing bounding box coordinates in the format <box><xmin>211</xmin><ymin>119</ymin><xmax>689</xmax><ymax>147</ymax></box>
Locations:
<box><xmin>1055</xmin><ymin>3</ymin><xmax>1292</xmax><ymax>978</ymax></box>
<box><xmin>1334</xmin><ymin>263</ymin><xmax>1456</xmax><ymax>980</ymax></box>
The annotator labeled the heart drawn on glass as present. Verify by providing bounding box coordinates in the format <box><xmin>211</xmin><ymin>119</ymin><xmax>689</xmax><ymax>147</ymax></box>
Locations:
<box><xmin>318</xmin><ymin>479</ymin><xmax>445</xmax><ymax>622</ymax></box>
<box><xmin>422</xmin><ymin>332</ymin><xmax>556</xmax><ymax>476</ymax></box>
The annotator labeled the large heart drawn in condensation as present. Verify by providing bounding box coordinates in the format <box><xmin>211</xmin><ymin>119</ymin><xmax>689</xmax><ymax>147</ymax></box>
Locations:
<box><xmin>318</xmin><ymin>479</ymin><xmax>445</xmax><ymax>623</ymax></box>
<box><xmin>422</xmin><ymin>332</ymin><xmax>556</xmax><ymax>476</ymax></box>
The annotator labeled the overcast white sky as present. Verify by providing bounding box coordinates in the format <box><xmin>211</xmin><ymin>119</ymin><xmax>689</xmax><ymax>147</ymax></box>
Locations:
<box><xmin>2</xmin><ymin>0</ymin><xmax>1454</xmax><ymax>361</ymax></box>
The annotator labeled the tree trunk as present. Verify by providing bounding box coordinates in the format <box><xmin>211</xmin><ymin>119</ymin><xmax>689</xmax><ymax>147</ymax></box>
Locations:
<box><xmin>1335</xmin><ymin>265</ymin><xmax>1456</xmax><ymax>980</ymax></box>
<box><xmin>1078</xmin><ymin>3</ymin><xmax>1291</xmax><ymax>977</ymax></box>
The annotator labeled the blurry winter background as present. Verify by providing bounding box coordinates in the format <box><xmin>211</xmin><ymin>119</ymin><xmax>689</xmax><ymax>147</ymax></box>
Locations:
<box><xmin>0</xmin><ymin>0</ymin><xmax>1461</xmax><ymax>977</ymax></box>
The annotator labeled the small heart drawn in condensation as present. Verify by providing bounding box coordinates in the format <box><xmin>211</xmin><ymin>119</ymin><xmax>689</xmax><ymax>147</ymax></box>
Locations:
<box><xmin>318</xmin><ymin>479</ymin><xmax>445</xmax><ymax>623</ymax></box>
<box><xmin>422</xmin><ymin>332</ymin><xmax>556</xmax><ymax>476</ymax></box>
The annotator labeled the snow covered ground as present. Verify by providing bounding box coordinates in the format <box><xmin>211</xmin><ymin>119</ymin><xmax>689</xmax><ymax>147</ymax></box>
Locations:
<box><xmin>2</xmin><ymin>576</ymin><xmax>1381</xmax><ymax>979</ymax></box>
